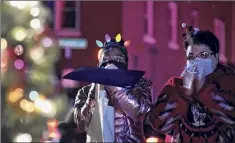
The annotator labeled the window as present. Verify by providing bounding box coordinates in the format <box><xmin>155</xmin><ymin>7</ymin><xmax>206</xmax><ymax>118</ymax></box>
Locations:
<box><xmin>191</xmin><ymin>9</ymin><xmax>199</xmax><ymax>27</ymax></box>
<box><xmin>213</xmin><ymin>18</ymin><xmax>227</xmax><ymax>63</ymax></box>
<box><xmin>168</xmin><ymin>2</ymin><xmax>179</xmax><ymax>50</ymax></box>
<box><xmin>62</xmin><ymin>1</ymin><xmax>77</xmax><ymax>28</ymax></box>
<box><xmin>55</xmin><ymin>1</ymin><xmax>81</xmax><ymax>37</ymax></box>
<box><xmin>143</xmin><ymin>0</ymin><xmax>156</xmax><ymax>44</ymax></box>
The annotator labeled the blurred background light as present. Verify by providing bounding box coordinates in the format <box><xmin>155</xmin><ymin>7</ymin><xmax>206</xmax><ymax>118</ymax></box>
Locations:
<box><xmin>20</xmin><ymin>99</ymin><xmax>28</xmax><ymax>109</ymax></box>
<box><xmin>30</xmin><ymin>18</ymin><xmax>41</xmax><ymax>29</ymax></box>
<box><xmin>1</xmin><ymin>49</ymin><xmax>8</xmax><ymax>75</ymax></box>
<box><xmin>146</xmin><ymin>137</ymin><xmax>159</xmax><ymax>143</ymax></box>
<box><xmin>29</xmin><ymin>91</ymin><xmax>39</xmax><ymax>101</ymax></box>
<box><xmin>9</xmin><ymin>1</ymin><xmax>38</xmax><ymax>9</ymax></box>
<box><xmin>9</xmin><ymin>1</ymin><xmax>18</xmax><ymax>7</ymax></box>
<box><xmin>14</xmin><ymin>59</ymin><xmax>24</xmax><ymax>70</ymax></box>
<box><xmin>47</xmin><ymin>119</ymin><xmax>58</xmax><ymax>129</ymax></box>
<box><xmin>8</xmin><ymin>88</ymin><xmax>24</xmax><ymax>103</ymax></box>
<box><xmin>48</xmin><ymin>132</ymin><xmax>57</xmax><ymax>138</ymax></box>
<box><xmin>30</xmin><ymin>7</ymin><xmax>40</xmax><ymax>17</ymax></box>
<box><xmin>1</xmin><ymin>55</ymin><xmax>8</xmax><ymax>68</ymax></box>
<box><xmin>12</xmin><ymin>27</ymin><xmax>27</xmax><ymax>42</ymax></box>
<box><xmin>14</xmin><ymin>45</ymin><xmax>24</xmax><ymax>56</ymax></box>
<box><xmin>20</xmin><ymin>99</ymin><xmax>35</xmax><ymax>113</ymax></box>
<box><xmin>1</xmin><ymin>38</ymin><xmax>8</xmax><ymax>50</ymax></box>
<box><xmin>14</xmin><ymin>133</ymin><xmax>32</xmax><ymax>142</ymax></box>
<box><xmin>17</xmin><ymin>2</ymin><xmax>27</xmax><ymax>9</ymax></box>
<box><xmin>34</xmin><ymin>98</ymin><xmax>57</xmax><ymax>117</ymax></box>
<box><xmin>9</xmin><ymin>1</ymin><xmax>26</xmax><ymax>9</ymax></box>
<box><xmin>24</xmin><ymin>102</ymin><xmax>35</xmax><ymax>113</ymax></box>
<box><xmin>30</xmin><ymin>47</ymin><xmax>44</xmax><ymax>64</ymax></box>
<box><xmin>27</xmin><ymin>1</ymin><xmax>38</xmax><ymax>7</ymax></box>
<box><xmin>42</xmin><ymin>37</ymin><xmax>53</xmax><ymax>48</ymax></box>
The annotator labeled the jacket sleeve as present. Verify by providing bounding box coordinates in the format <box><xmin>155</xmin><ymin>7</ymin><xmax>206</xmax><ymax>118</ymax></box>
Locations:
<box><xmin>107</xmin><ymin>78</ymin><xmax>152</xmax><ymax>122</ymax></box>
<box><xmin>144</xmin><ymin>77</ymin><xmax>189</xmax><ymax>135</ymax></box>
<box><xmin>199</xmin><ymin>74</ymin><xmax>235</xmax><ymax>127</ymax></box>
<box><xmin>73</xmin><ymin>85</ymin><xmax>96</xmax><ymax>132</ymax></box>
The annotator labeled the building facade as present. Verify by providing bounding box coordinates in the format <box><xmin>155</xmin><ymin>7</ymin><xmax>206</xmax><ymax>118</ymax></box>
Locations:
<box><xmin>47</xmin><ymin>1</ymin><xmax>235</xmax><ymax>101</ymax></box>
<box><xmin>123</xmin><ymin>1</ymin><xmax>235</xmax><ymax>101</ymax></box>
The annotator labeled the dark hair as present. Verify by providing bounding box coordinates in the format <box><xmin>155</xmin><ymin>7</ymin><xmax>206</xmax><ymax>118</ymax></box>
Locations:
<box><xmin>102</xmin><ymin>38</ymin><xmax>129</xmax><ymax>63</ymax></box>
<box><xmin>183</xmin><ymin>26</ymin><xmax>220</xmax><ymax>54</ymax></box>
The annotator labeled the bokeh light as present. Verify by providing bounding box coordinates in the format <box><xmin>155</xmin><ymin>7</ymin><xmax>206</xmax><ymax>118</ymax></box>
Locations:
<box><xmin>9</xmin><ymin>1</ymin><xmax>18</xmax><ymax>7</ymax></box>
<box><xmin>20</xmin><ymin>99</ymin><xmax>35</xmax><ymax>113</ymax></box>
<box><xmin>9</xmin><ymin>1</ymin><xmax>38</xmax><ymax>9</ymax></box>
<box><xmin>30</xmin><ymin>7</ymin><xmax>40</xmax><ymax>17</ymax></box>
<box><xmin>1</xmin><ymin>38</ymin><xmax>8</xmax><ymax>50</ymax></box>
<box><xmin>146</xmin><ymin>137</ymin><xmax>159</xmax><ymax>143</ymax></box>
<box><xmin>42</xmin><ymin>37</ymin><xmax>53</xmax><ymax>48</ymax></box>
<box><xmin>14</xmin><ymin>59</ymin><xmax>24</xmax><ymax>70</ymax></box>
<box><xmin>34</xmin><ymin>98</ymin><xmax>57</xmax><ymax>118</ymax></box>
<box><xmin>1</xmin><ymin>66</ymin><xmax>8</xmax><ymax>73</ymax></box>
<box><xmin>14</xmin><ymin>45</ymin><xmax>24</xmax><ymax>56</ymax></box>
<box><xmin>30</xmin><ymin>47</ymin><xmax>44</xmax><ymax>64</ymax></box>
<box><xmin>9</xmin><ymin>1</ymin><xmax>27</xmax><ymax>9</ymax></box>
<box><xmin>34</xmin><ymin>98</ymin><xmax>45</xmax><ymax>108</ymax></box>
<box><xmin>30</xmin><ymin>18</ymin><xmax>41</xmax><ymax>29</ymax></box>
<box><xmin>17</xmin><ymin>2</ymin><xmax>27</xmax><ymax>9</ymax></box>
<box><xmin>42</xmin><ymin>100</ymin><xmax>55</xmax><ymax>114</ymax></box>
<box><xmin>24</xmin><ymin>102</ymin><xmax>35</xmax><ymax>113</ymax></box>
<box><xmin>20</xmin><ymin>99</ymin><xmax>28</xmax><ymax>109</ymax></box>
<box><xmin>47</xmin><ymin>119</ymin><xmax>58</xmax><ymax>129</ymax></box>
<box><xmin>48</xmin><ymin>132</ymin><xmax>59</xmax><ymax>138</ymax></box>
<box><xmin>27</xmin><ymin>1</ymin><xmax>38</xmax><ymax>7</ymax></box>
<box><xmin>12</xmin><ymin>27</ymin><xmax>27</xmax><ymax>42</ymax></box>
<box><xmin>29</xmin><ymin>91</ymin><xmax>39</xmax><ymax>101</ymax></box>
<box><xmin>14</xmin><ymin>133</ymin><xmax>32</xmax><ymax>142</ymax></box>
<box><xmin>1</xmin><ymin>54</ymin><xmax>8</xmax><ymax>68</ymax></box>
<box><xmin>8</xmin><ymin>88</ymin><xmax>24</xmax><ymax>103</ymax></box>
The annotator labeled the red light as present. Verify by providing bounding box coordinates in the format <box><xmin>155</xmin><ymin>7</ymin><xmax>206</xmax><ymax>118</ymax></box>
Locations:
<box><xmin>47</xmin><ymin>119</ymin><xmax>58</xmax><ymax>128</ymax></box>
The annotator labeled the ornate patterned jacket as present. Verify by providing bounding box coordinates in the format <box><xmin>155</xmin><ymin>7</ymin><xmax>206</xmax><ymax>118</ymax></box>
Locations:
<box><xmin>145</xmin><ymin>64</ymin><xmax>235</xmax><ymax>143</ymax></box>
<box><xmin>74</xmin><ymin>78</ymin><xmax>152</xmax><ymax>143</ymax></box>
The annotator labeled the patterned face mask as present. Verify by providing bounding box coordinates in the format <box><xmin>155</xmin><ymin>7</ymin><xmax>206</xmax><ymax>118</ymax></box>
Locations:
<box><xmin>186</xmin><ymin>58</ymin><xmax>215</xmax><ymax>79</ymax></box>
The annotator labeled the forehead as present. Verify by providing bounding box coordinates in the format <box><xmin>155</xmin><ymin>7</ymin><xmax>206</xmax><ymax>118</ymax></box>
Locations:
<box><xmin>102</xmin><ymin>47</ymin><xmax>125</xmax><ymax>56</ymax></box>
<box><xmin>186</xmin><ymin>44</ymin><xmax>212</xmax><ymax>55</ymax></box>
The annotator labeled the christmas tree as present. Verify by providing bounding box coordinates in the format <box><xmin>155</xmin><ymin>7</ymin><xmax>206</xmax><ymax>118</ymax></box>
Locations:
<box><xmin>1</xmin><ymin>1</ymin><xmax>67</xmax><ymax>142</ymax></box>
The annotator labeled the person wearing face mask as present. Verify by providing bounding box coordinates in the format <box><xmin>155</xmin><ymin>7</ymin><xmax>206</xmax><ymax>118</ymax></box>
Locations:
<box><xmin>144</xmin><ymin>24</ymin><xmax>235</xmax><ymax>143</ymax></box>
<box><xmin>73</xmin><ymin>34</ymin><xmax>152</xmax><ymax>143</ymax></box>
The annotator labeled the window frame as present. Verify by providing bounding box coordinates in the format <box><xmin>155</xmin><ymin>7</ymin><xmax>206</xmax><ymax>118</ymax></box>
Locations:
<box><xmin>168</xmin><ymin>2</ymin><xmax>179</xmax><ymax>50</ymax></box>
<box><xmin>54</xmin><ymin>1</ymin><xmax>81</xmax><ymax>37</ymax></box>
